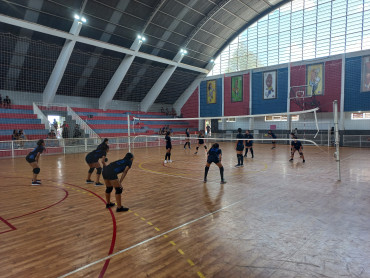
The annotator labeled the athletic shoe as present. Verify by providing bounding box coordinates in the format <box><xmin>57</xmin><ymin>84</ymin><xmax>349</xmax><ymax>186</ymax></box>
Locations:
<box><xmin>235</xmin><ymin>164</ymin><xmax>241</xmax><ymax>167</ymax></box>
<box><xmin>95</xmin><ymin>182</ymin><xmax>104</xmax><ymax>186</ymax></box>
<box><xmin>244</xmin><ymin>155</ymin><xmax>247</xmax><ymax>157</ymax></box>
<box><xmin>169</xmin><ymin>160</ymin><xmax>172</xmax><ymax>163</ymax></box>
<box><xmin>86</xmin><ymin>179</ymin><xmax>94</xmax><ymax>184</ymax></box>
<box><xmin>203</xmin><ymin>179</ymin><xmax>207</xmax><ymax>183</ymax></box>
<box><xmin>116</xmin><ymin>206</ymin><xmax>129</xmax><ymax>212</ymax></box>
<box><xmin>164</xmin><ymin>160</ymin><xmax>167</xmax><ymax>164</ymax></box>
<box><xmin>303</xmin><ymin>160</ymin><xmax>305</xmax><ymax>163</ymax></box>
<box><xmin>240</xmin><ymin>164</ymin><xmax>244</xmax><ymax>167</ymax></box>
<box><xmin>271</xmin><ymin>147</ymin><xmax>276</xmax><ymax>149</ymax></box>
<box><xmin>194</xmin><ymin>152</ymin><xmax>198</xmax><ymax>154</ymax></box>
<box><xmin>31</xmin><ymin>181</ymin><xmax>41</xmax><ymax>185</ymax></box>
<box><xmin>36</xmin><ymin>180</ymin><xmax>42</xmax><ymax>184</ymax></box>
<box><xmin>106</xmin><ymin>202</ymin><xmax>115</xmax><ymax>209</ymax></box>
<box><xmin>289</xmin><ymin>158</ymin><xmax>293</xmax><ymax>162</ymax></box>
<box><xmin>252</xmin><ymin>155</ymin><xmax>254</xmax><ymax>158</ymax></box>
<box><xmin>220</xmin><ymin>180</ymin><xmax>227</xmax><ymax>184</ymax></box>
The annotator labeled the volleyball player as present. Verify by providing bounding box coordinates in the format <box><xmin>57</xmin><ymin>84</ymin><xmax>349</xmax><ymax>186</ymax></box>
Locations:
<box><xmin>97</xmin><ymin>138</ymin><xmax>109</xmax><ymax>150</ymax></box>
<box><xmin>235</xmin><ymin>128</ymin><xmax>244</xmax><ymax>167</ymax></box>
<box><xmin>244</xmin><ymin>130</ymin><xmax>254</xmax><ymax>158</ymax></box>
<box><xmin>26</xmin><ymin>139</ymin><xmax>45</xmax><ymax>185</ymax></box>
<box><xmin>290</xmin><ymin>136</ymin><xmax>305</xmax><ymax>163</ymax></box>
<box><xmin>164</xmin><ymin>131</ymin><xmax>172</xmax><ymax>164</ymax></box>
<box><xmin>203</xmin><ymin>143</ymin><xmax>226</xmax><ymax>184</ymax></box>
<box><xmin>85</xmin><ymin>144</ymin><xmax>109</xmax><ymax>186</ymax></box>
<box><xmin>102</xmin><ymin>152</ymin><xmax>134</xmax><ymax>212</ymax></box>
<box><xmin>268</xmin><ymin>130</ymin><xmax>277</xmax><ymax>149</ymax></box>
<box><xmin>194</xmin><ymin>130</ymin><xmax>207</xmax><ymax>154</ymax></box>
<box><xmin>184</xmin><ymin>128</ymin><xmax>191</xmax><ymax>149</ymax></box>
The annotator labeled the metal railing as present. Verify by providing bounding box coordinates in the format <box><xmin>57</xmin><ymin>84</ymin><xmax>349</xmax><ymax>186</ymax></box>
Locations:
<box><xmin>33</xmin><ymin>102</ymin><xmax>55</xmax><ymax>132</ymax></box>
<box><xmin>343</xmin><ymin>135</ymin><xmax>370</xmax><ymax>148</ymax></box>
<box><xmin>66</xmin><ymin>106</ymin><xmax>99</xmax><ymax>138</ymax></box>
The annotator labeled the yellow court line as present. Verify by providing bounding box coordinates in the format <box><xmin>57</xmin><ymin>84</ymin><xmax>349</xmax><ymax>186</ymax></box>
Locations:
<box><xmin>178</xmin><ymin>249</ymin><xmax>185</xmax><ymax>255</ymax></box>
<box><xmin>187</xmin><ymin>259</ymin><xmax>195</xmax><ymax>266</ymax></box>
<box><xmin>169</xmin><ymin>241</ymin><xmax>176</xmax><ymax>246</ymax></box>
<box><xmin>154</xmin><ymin>227</ymin><xmax>160</xmax><ymax>231</ymax></box>
<box><xmin>147</xmin><ymin>221</ymin><xmax>153</xmax><ymax>225</ymax></box>
<box><xmin>140</xmin><ymin>217</ymin><xmax>146</xmax><ymax>220</ymax></box>
<box><xmin>197</xmin><ymin>271</ymin><xmax>206</xmax><ymax>278</ymax></box>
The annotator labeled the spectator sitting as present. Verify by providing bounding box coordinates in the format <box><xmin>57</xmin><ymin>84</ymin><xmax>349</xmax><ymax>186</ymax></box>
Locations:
<box><xmin>165</xmin><ymin>108</ymin><xmax>169</xmax><ymax>116</ymax></box>
<box><xmin>62</xmin><ymin>121</ymin><xmax>69</xmax><ymax>138</ymax></box>
<box><xmin>18</xmin><ymin>129</ymin><xmax>27</xmax><ymax>148</ymax></box>
<box><xmin>73</xmin><ymin>124</ymin><xmax>82</xmax><ymax>138</ymax></box>
<box><xmin>47</xmin><ymin>130</ymin><xmax>57</xmax><ymax>139</ymax></box>
<box><xmin>4</xmin><ymin>96</ymin><xmax>11</xmax><ymax>108</ymax></box>
<box><xmin>0</xmin><ymin>94</ymin><xmax>2</xmax><ymax>107</ymax></box>
<box><xmin>158</xmin><ymin>128</ymin><xmax>162</xmax><ymax>135</ymax></box>
<box><xmin>12</xmin><ymin>129</ymin><xmax>19</xmax><ymax>141</ymax></box>
<box><xmin>171</xmin><ymin>108</ymin><xmax>176</xmax><ymax>117</ymax></box>
<box><xmin>161</xmin><ymin>107</ymin><xmax>164</xmax><ymax>113</ymax></box>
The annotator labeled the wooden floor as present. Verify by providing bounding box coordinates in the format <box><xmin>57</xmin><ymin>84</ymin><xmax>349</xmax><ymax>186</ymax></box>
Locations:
<box><xmin>0</xmin><ymin>142</ymin><xmax>370</xmax><ymax>278</ymax></box>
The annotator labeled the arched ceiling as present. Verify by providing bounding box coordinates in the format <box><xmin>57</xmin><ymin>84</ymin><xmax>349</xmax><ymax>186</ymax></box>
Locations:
<box><xmin>0</xmin><ymin>0</ymin><xmax>290</xmax><ymax>104</ymax></box>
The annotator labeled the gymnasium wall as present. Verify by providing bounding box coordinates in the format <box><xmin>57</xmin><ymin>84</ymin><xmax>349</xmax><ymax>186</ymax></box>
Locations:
<box><xmin>181</xmin><ymin>87</ymin><xmax>199</xmax><ymax>118</ymax></box>
<box><xmin>199</xmin><ymin>78</ymin><xmax>223</xmax><ymax>117</ymax></box>
<box><xmin>223</xmin><ymin>73</ymin><xmax>250</xmax><ymax>116</ymax></box>
<box><xmin>344</xmin><ymin>56</ymin><xmax>370</xmax><ymax>111</ymax></box>
<box><xmin>252</xmin><ymin>67</ymin><xmax>288</xmax><ymax>114</ymax></box>
<box><xmin>290</xmin><ymin>59</ymin><xmax>342</xmax><ymax>112</ymax></box>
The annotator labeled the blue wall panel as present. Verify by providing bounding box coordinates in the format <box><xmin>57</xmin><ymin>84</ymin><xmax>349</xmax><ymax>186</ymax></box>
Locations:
<box><xmin>200</xmin><ymin>78</ymin><xmax>222</xmax><ymax>117</ymax></box>
<box><xmin>252</xmin><ymin>68</ymin><xmax>288</xmax><ymax>114</ymax></box>
<box><xmin>344</xmin><ymin>56</ymin><xmax>370</xmax><ymax>111</ymax></box>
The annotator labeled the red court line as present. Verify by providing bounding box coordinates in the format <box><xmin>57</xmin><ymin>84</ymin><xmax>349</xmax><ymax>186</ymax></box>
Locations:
<box><xmin>61</xmin><ymin>182</ymin><xmax>117</xmax><ymax>278</ymax></box>
<box><xmin>7</xmin><ymin>186</ymin><xmax>68</xmax><ymax>220</ymax></box>
<box><xmin>0</xmin><ymin>216</ymin><xmax>17</xmax><ymax>234</ymax></box>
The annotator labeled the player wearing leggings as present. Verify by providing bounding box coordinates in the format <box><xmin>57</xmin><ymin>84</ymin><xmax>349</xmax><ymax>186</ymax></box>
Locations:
<box><xmin>85</xmin><ymin>144</ymin><xmax>109</xmax><ymax>186</ymax></box>
<box><xmin>26</xmin><ymin>139</ymin><xmax>45</xmax><ymax>185</ymax></box>
<box><xmin>244</xmin><ymin>130</ymin><xmax>254</xmax><ymax>158</ymax></box>
<box><xmin>235</xmin><ymin>128</ymin><xmax>244</xmax><ymax>167</ymax></box>
<box><xmin>268</xmin><ymin>130</ymin><xmax>277</xmax><ymax>149</ymax></box>
<box><xmin>184</xmin><ymin>128</ymin><xmax>191</xmax><ymax>149</ymax></box>
<box><xmin>289</xmin><ymin>136</ymin><xmax>305</xmax><ymax>163</ymax></box>
<box><xmin>103</xmin><ymin>152</ymin><xmax>134</xmax><ymax>212</ymax></box>
<box><xmin>194</xmin><ymin>131</ymin><xmax>207</xmax><ymax>154</ymax></box>
<box><xmin>204</xmin><ymin>143</ymin><xmax>226</xmax><ymax>184</ymax></box>
<box><xmin>164</xmin><ymin>131</ymin><xmax>172</xmax><ymax>164</ymax></box>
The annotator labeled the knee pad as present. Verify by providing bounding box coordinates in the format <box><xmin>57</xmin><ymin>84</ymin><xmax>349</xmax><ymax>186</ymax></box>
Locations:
<box><xmin>299</xmin><ymin>152</ymin><xmax>303</xmax><ymax>156</ymax></box>
<box><xmin>33</xmin><ymin>168</ymin><xmax>40</xmax><ymax>174</ymax></box>
<box><xmin>105</xmin><ymin>187</ymin><xmax>113</xmax><ymax>193</ymax></box>
<box><xmin>96</xmin><ymin>167</ymin><xmax>102</xmax><ymax>175</ymax></box>
<box><xmin>204</xmin><ymin>146</ymin><xmax>207</xmax><ymax>149</ymax></box>
<box><xmin>115</xmin><ymin>187</ymin><xmax>123</xmax><ymax>194</ymax></box>
<box><xmin>88</xmin><ymin>167</ymin><xmax>95</xmax><ymax>173</ymax></box>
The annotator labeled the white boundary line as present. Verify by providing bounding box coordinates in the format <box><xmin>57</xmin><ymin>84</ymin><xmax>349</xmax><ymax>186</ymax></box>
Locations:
<box><xmin>57</xmin><ymin>199</ymin><xmax>244</xmax><ymax>278</ymax></box>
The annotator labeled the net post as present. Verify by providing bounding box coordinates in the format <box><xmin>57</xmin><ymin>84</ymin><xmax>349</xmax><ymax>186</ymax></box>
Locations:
<box><xmin>333</xmin><ymin>100</ymin><xmax>341</xmax><ymax>181</ymax></box>
<box><xmin>127</xmin><ymin>113</ymin><xmax>131</xmax><ymax>152</ymax></box>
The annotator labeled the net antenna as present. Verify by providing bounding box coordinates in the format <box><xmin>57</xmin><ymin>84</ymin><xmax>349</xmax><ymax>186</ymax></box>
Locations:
<box><xmin>289</xmin><ymin>85</ymin><xmax>320</xmax><ymax>138</ymax></box>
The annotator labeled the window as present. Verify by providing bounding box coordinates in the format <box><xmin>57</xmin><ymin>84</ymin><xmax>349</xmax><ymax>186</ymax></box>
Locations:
<box><xmin>351</xmin><ymin>112</ymin><xmax>370</xmax><ymax>119</ymax></box>
<box><xmin>265</xmin><ymin>115</ymin><xmax>300</xmax><ymax>121</ymax></box>
<box><xmin>208</xmin><ymin>0</ymin><xmax>370</xmax><ymax>77</ymax></box>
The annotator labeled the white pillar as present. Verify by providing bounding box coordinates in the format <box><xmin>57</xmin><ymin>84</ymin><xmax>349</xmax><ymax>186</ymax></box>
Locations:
<box><xmin>99</xmin><ymin>38</ymin><xmax>143</xmax><ymax>110</ymax></box>
<box><xmin>140</xmin><ymin>52</ymin><xmax>184</xmax><ymax>112</ymax></box>
<box><xmin>249</xmin><ymin>70</ymin><xmax>254</xmax><ymax>130</ymax></box>
<box><xmin>43</xmin><ymin>19</ymin><xmax>82</xmax><ymax>105</ymax></box>
<box><xmin>339</xmin><ymin>54</ymin><xmax>345</xmax><ymax>130</ymax></box>
<box><xmin>287</xmin><ymin>62</ymin><xmax>291</xmax><ymax>131</ymax></box>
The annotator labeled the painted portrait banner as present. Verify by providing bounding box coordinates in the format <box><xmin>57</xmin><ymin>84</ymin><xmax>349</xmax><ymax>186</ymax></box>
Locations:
<box><xmin>263</xmin><ymin>71</ymin><xmax>276</xmax><ymax>99</ymax></box>
<box><xmin>361</xmin><ymin>56</ymin><xmax>370</xmax><ymax>92</ymax></box>
<box><xmin>307</xmin><ymin>63</ymin><xmax>324</xmax><ymax>96</ymax></box>
<box><xmin>231</xmin><ymin>76</ymin><xmax>243</xmax><ymax>102</ymax></box>
<box><xmin>207</xmin><ymin>80</ymin><xmax>217</xmax><ymax>104</ymax></box>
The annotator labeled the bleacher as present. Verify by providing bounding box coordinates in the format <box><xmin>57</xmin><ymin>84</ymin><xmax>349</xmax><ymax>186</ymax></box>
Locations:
<box><xmin>0</xmin><ymin>105</ymin><xmax>48</xmax><ymax>141</ymax></box>
<box><xmin>72</xmin><ymin>107</ymin><xmax>197</xmax><ymax>138</ymax></box>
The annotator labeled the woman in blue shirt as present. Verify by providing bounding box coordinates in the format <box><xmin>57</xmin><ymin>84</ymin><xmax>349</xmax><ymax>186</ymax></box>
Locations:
<box><xmin>25</xmin><ymin>139</ymin><xmax>45</xmax><ymax>185</ymax></box>
<box><xmin>102</xmin><ymin>152</ymin><xmax>134</xmax><ymax>212</ymax></box>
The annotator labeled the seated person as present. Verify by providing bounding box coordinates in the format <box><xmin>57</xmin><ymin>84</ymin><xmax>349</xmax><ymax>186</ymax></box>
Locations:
<box><xmin>73</xmin><ymin>124</ymin><xmax>82</xmax><ymax>138</ymax></box>
<box><xmin>18</xmin><ymin>129</ymin><xmax>27</xmax><ymax>148</ymax></box>
<box><xmin>4</xmin><ymin>96</ymin><xmax>11</xmax><ymax>108</ymax></box>
<box><xmin>12</xmin><ymin>129</ymin><xmax>19</xmax><ymax>141</ymax></box>
<box><xmin>0</xmin><ymin>94</ymin><xmax>2</xmax><ymax>107</ymax></box>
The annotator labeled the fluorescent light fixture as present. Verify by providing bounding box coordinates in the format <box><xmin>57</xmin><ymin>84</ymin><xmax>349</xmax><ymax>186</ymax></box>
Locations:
<box><xmin>180</xmin><ymin>48</ymin><xmax>188</xmax><ymax>55</ymax></box>
<box><xmin>210</xmin><ymin>59</ymin><xmax>214</xmax><ymax>63</ymax></box>
<box><xmin>74</xmin><ymin>14</ymin><xmax>80</xmax><ymax>20</ymax></box>
<box><xmin>81</xmin><ymin>17</ymin><xmax>87</xmax><ymax>23</ymax></box>
<box><xmin>137</xmin><ymin>35</ymin><xmax>146</xmax><ymax>42</ymax></box>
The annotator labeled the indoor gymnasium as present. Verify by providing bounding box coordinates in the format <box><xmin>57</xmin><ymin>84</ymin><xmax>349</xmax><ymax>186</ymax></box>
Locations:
<box><xmin>0</xmin><ymin>0</ymin><xmax>370</xmax><ymax>277</ymax></box>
